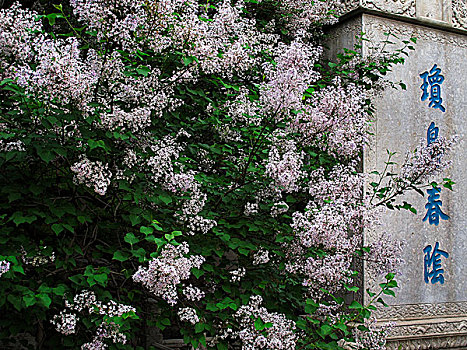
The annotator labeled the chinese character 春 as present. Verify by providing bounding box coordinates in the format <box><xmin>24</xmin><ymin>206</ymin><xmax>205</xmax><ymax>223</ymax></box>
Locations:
<box><xmin>427</xmin><ymin>122</ymin><xmax>439</xmax><ymax>145</ymax></box>
<box><xmin>424</xmin><ymin>242</ymin><xmax>449</xmax><ymax>284</ymax></box>
<box><xmin>419</xmin><ymin>64</ymin><xmax>446</xmax><ymax>112</ymax></box>
<box><xmin>423</xmin><ymin>186</ymin><xmax>449</xmax><ymax>226</ymax></box>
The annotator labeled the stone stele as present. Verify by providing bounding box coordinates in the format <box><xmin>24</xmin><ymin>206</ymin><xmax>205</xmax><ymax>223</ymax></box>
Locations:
<box><xmin>326</xmin><ymin>0</ymin><xmax>466</xmax><ymax>349</ymax></box>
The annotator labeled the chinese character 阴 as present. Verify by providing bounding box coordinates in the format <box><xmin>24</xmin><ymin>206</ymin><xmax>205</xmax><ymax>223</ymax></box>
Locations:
<box><xmin>424</xmin><ymin>242</ymin><xmax>449</xmax><ymax>284</ymax></box>
<box><xmin>419</xmin><ymin>64</ymin><xmax>446</xmax><ymax>112</ymax></box>
<box><xmin>423</xmin><ymin>186</ymin><xmax>449</xmax><ymax>226</ymax></box>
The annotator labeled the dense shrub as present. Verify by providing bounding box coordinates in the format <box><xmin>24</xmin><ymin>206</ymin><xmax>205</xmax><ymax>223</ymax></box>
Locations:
<box><xmin>0</xmin><ymin>0</ymin><xmax>454</xmax><ymax>349</ymax></box>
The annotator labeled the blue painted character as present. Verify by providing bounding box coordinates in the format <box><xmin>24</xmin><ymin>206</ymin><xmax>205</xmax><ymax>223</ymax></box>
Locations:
<box><xmin>423</xmin><ymin>242</ymin><xmax>449</xmax><ymax>284</ymax></box>
<box><xmin>423</xmin><ymin>186</ymin><xmax>449</xmax><ymax>226</ymax></box>
<box><xmin>427</xmin><ymin>122</ymin><xmax>439</xmax><ymax>145</ymax></box>
<box><xmin>419</xmin><ymin>64</ymin><xmax>446</xmax><ymax>112</ymax></box>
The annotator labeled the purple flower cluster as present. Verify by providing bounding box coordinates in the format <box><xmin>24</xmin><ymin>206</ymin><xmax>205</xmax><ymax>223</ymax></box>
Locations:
<box><xmin>132</xmin><ymin>242</ymin><xmax>205</xmax><ymax>305</ymax></box>
<box><xmin>0</xmin><ymin>260</ymin><xmax>10</xmax><ymax>277</ymax></box>
<box><xmin>71</xmin><ymin>156</ymin><xmax>112</xmax><ymax>196</ymax></box>
<box><xmin>234</xmin><ymin>295</ymin><xmax>297</xmax><ymax>350</ymax></box>
<box><xmin>53</xmin><ymin>290</ymin><xmax>136</xmax><ymax>349</ymax></box>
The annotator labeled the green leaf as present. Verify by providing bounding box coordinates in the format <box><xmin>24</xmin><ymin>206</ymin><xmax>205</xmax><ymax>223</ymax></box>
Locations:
<box><xmin>140</xmin><ymin>226</ymin><xmax>154</xmax><ymax>235</ymax></box>
<box><xmin>344</xmin><ymin>285</ymin><xmax>359</xmax><ymax>292</ymax></box>
<box><xmin>36</xmin><ymin>147</ymin><xmax>55</xmax><ymax>163</ymax></box>
<box><xmin>37</xmin><ymin>294</ymin><xmax>52</xmax><ymax>308</ymax></box>
<box><xmin>124</xmin><ymin>232</ymin><xmax>139</xmax><ymax>245</ymax></box>
<box><xmin>192</xmin><ymin>268</ymin><xmax>205</xmax><ymax>279</ymax></box>
<box><xmin>348</xmin><ymin>301</ymin><xmax>363</xmax><ymax>309</ymax></box>
<box><xmin>217</xmin><ymin>342</ymin><xmax>228</xmax><ymax>350</ymax></box>
<box><xmin>113</xmin><ymin>251</ymin><xmax>130</xmax><ymax>262</ymax></box>
<box><xmin>51</xmin><ymin>224</ymin><xmax>64</xmax><ymax>235</ymax></box>
<box><xmin>158</xmin><ymin>194</ymin><xmax>172</xmax><ymax>204</ymax></box>
<box><xmin>136</xmin><ymin>66</ymin><xmax>150</xmax><ymax>76</ymax></box>
<box><xmin>383</xmin><ymin>289</ymin><xmax>396</xmax><ymax>297</ymax></box>
<box><xmin>238</xmin><ymin>248</ymin><xmax>249</xmax><ymax>256</ymax></box>
<box><xmin>11</xmin><ymin>212</ymin><xmax>37</xmax><ymax>226</ymax></box>
<box><xmin>254</xmin><ymin>318</ymin><xmax>264</xmax><ymax>330</ymax></box>
<box><xmin>320</xmin><ymin>324</ymin><xmax>332</xmax><ymax>336</ymax></box>
<box><xmin>195</xmin><ymin>323</ymin><xmax>205</xmax><ymax>333</ymax></box>
<box><xmin>94</xmin><ymin>274</ymin><xmax>108</xmax><ymax>285</ymax></box>
<box><xmin>88</xmin><ymin>139</ymin><xmax>106</xmax><ymax>150</ymax></box>
<box><xmin>23</xmin><ymin>295</ymin><xmax>36</xmax><ymax>307</ymax></box>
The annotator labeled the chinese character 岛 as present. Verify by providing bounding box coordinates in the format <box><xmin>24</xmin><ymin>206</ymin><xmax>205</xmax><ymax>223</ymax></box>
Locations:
<box><xmin>427</xmin><ymin>121</ymin><xmax>439</xmax><ymax>145</ymax></box>
<box><xmin>424</xmin><ymin>242</ymin><xmax>449</xmax><ymax>284</ymax></box>
<box><xmin>419</xmin><ymin>64</ymin><xmax>446</xmax><ymax>112</ymax></box>
<box><xmin>423</xmin><ymin>186</ymin><xmax>449</xmax><ymax>226</ymax></box>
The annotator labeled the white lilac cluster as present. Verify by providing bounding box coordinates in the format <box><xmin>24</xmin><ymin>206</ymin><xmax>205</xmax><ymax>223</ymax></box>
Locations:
<box><xmin>53</xmin><ymin>290</ymin><xmax>136</xmax><ymax>349</ymax></box>
<box><xmin>71</xmin><ymin>156</ymin><xmax>112</xmax><ymax>196</ymax></box>
<box><xmin>308</xmin><ymin>164</ymin><xmax>365</xmax><ymax>206</ymax></box>
<box><xmin>0</xmin><ymin>260</ymin><xmax>10</xmax><ymax>277</ymax></box>
<box><xmin>21</xmin><ymin>246</ymin><xmax>55</xmax><ymax>266</ymax></box>
<box><xmin>174</xmin><ymin>0</ymin><xmax>277</xmax><ymax>78</ymax></box>
<box><xmin>51</xmin><ymin>311</ymin><xmax>78</xmax><ymax>336</ymax></box>
<box><xmin>80</xmin><ymin>338</ymin><xmax>106</xmax><ymax>350</ymax></box>
<box><xmin>0</xmin><ymin>140</ymin><xmax>26</xmax><ymax>152</ymax></box>
<box><xmin>270</xmin><ymin>201</ymin><xmax>289</xmax><ymax>217</ymax></box>
<box><xmin>265</xmin><ymin>136</ymin><xmax>305</xmax><ymax>193</ymax></box>
<box><xmin>186</xmin><ymin>215</ymin><xmax>217</xmax><ymax>236</ymax></box>
<box><xmin>234</xmin><ymin>295</ymin><xmax>297</xmax><ymax>350</ymax></box>
<box><xmin>244</xmin><ymin>202</ymin><xmax>259</xmax><ymax>216</ymax></box>
<box><xmin>229</xmin><ymin>267</ymin><xmax>246</xmax><ymax>283</ymax></box>
<box><xmin>398</xmin><ymin>135</ymin><xmax>458</xmax><ymax>185</ymax></box>
<box><xmin>145</xmin><ymin>135</ymin><xmax>183</xmax><ymax>185</ymax></box>
<box><xmin>290</xmin><ymin>250</ymin><xmax>352</xmax><ymax>298</ymax></box>
<box><xmin>366</xmin><ymin>232</ymin><xmax>405</xmax><ymax>276</ymax></box>
<box><xmin>81</xmin><ymin>322</ymin><xmax>128</xmax><ymax>349</ymax></box>
<box><xmin>182</xmin><ymin>284</ymin><xmax>205</xmax><ymax>301</ymax></box>
<box><xmin>293</xmin><ymin>81</ymin><xmax>368</xmax><ymax>158</ymax></box>
<box><xmin>280</xmin><ymin>0</ymin><xmax>339</xmax><ymax>36</ymax></box>
<box><xmin>14</xmin><ymin>37</ymin><xmax>100</xmax><ymax>108</ymax></box>
<box><xmin>252</xmin><ymin>248</ymin><xmax>270</xmax><ymax>265</ymax></box>
<box><xmin>132</xmin><ymin>242</ymin><xmax>205</xmax><ymax>305</ymax></box>
<box><xmin>64</xmin><ymin>290</ymin><xmax>136</xmax><ymax>318</ymax></box>
<box><xmin>69</xmin><ymin>0</ymin><xmax>147</xmax><ymax>51</ymax></box>
<box><xmin>291</xmin><ymin>204</ymin><xmax>360</xmax><ymax>251</ymax></box>
<box><xmin>177</xmin><ymin>307</ymin><xmax>200</xmax><ymax>325</ymax></box>
<box><xmin>99</xmin><ymin>107</ymin><xmax>151</xmax><ymax>134</ymax></box>
<box><xmin>351</xmin><ymin>318</ymin><xmax>395</xmax><ymax>350</ymax></box>
<box><xmin>284</xmin><ymin>161</ymin><xmax>402</xmax><ymax>297</ymax></box>
<box><xmin>2</xmin><ymin>2</ymin><xmax>179</xmax><ymax>123</ymax></box>
<box><xmin>0</xmin><ymin>3</ymin><xmax>42</xmax><ymax>64</ymax></box>
<box><xmin>142</xmin><ymin>136</ymin><xmax>210</xmax><ymax>224</ymax></box>
<box><xmin>261</xmin><ymin>40</ymin><xmax>321</xmax><ymax>117</ymax></box>
<box><xmin>223</xmin><ymin>88</ymin><xmax>260</xmax><ymax>125</ymax></box>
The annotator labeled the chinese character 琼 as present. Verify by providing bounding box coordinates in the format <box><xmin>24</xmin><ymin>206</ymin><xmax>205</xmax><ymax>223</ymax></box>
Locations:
<box><xmin>419</xmin><ymin>64</ymin><xmax>446</xmax><ymax>112</ymax></box>
<box><xmin>427</xmin><ymin>122</ymin><xmax>439</xmax><ymax>145</ymax></box>
<box><xmin>423</xmin><ymin>186</ymin><xmax>449</xmax><ymax>226</ymax></box>
<box><xmin>424</xmin><ymin>242</ymin><xmax>449</xmax><ymax>284</ymax></box>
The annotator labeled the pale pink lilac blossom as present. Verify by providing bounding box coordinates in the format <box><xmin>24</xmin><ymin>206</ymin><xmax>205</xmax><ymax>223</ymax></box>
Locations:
<box><xmin>178</xmin><ymin>307</ymin><xmax>200</xmax><ymax>325</ymax></box>
<box><xmin>253</xmin><ymin>248</ymin><xmax>270</xmax><ymax>265</ymax></box>
<box><xmin>0</xmin><ymin>260</ymin><xmax>10</xmax><ymax>277</ymax></box>
<box><xmin>54</xmin><ymin>290</ymin><xmax>135</xmax><ymax>348</ymax></box>
<box><xmin>132</xmin><ymin>242</ymin><xmax>205</xmax><ymax>305</ymax></box>
<box><xmin>51</xmin><ymin>311</ymin><xmax>78</xmax><ymax>336</ymax></box>
<box><xmin>182</xmin><ymin>284</ymin><xmax>205</xmax><ymax>301</ymax></box>
<box><xmin>71</xmin><ymin>156</ymin><xmax>112</xmax><ymax>196</ymax></box>
<box><xmin>234</xmin><ymin>295</ymin><xmax>297</xmax><ymax>350</ymax></box>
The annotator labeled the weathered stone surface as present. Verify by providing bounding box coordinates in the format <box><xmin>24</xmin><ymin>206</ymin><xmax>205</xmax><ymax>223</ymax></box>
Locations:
<box><xmin>361</xmin><ymin>13</ymin><xmax>467</xmax><ymax>307</ymax></box>
<box><xmin>326</xmin><ymin>1</ymin><xmax>467</xmax><ymax>347</ymax></box>
<box><xmin>335</xmin><ymin>0</ymin><xmax>467</xmax><ymax>29</ymax></box>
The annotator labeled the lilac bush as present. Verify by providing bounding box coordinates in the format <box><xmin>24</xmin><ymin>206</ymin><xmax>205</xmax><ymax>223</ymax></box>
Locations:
<box><xmin>0</xmin><ymin>0</ymin><xmax>456</xmax><ymax>349</ymax></box>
